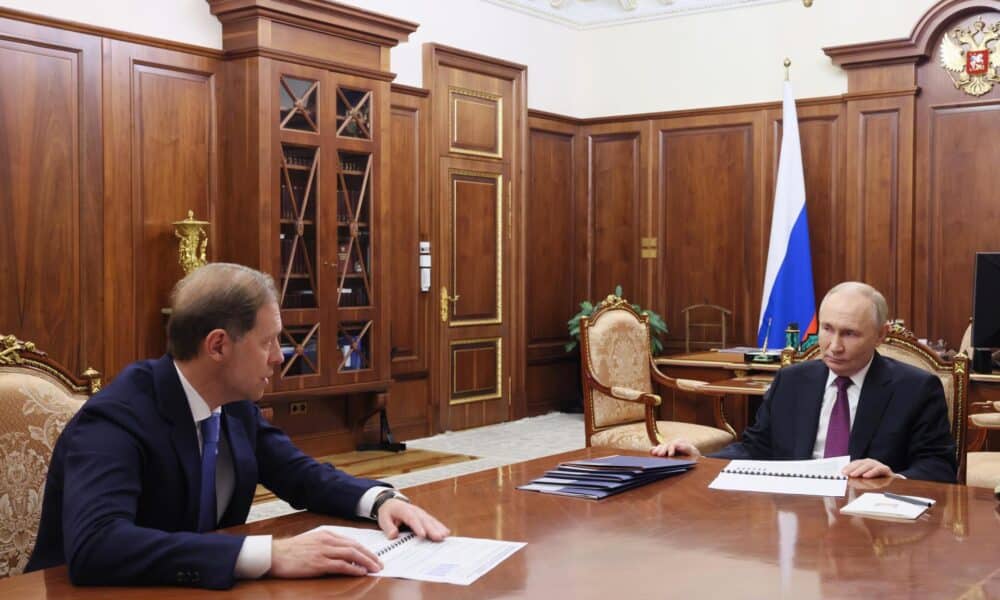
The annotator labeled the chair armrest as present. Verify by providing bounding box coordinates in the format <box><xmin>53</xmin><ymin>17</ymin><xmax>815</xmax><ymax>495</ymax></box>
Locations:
<box><xmin>609</xmin><ymin>386</ymin><xmax>662</xmax><ymax>407</ymax></box>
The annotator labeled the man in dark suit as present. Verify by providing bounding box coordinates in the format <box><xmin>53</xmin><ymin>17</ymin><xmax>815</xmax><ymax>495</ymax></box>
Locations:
<box><xmin>27</xmin><ymin>263</ymin><xmax>449</xmax><ymax>588</ymax></box>
<box><xmin>652</xmin><ymin>281</ymin><xmax>956</xmax><ymax>483</ymax></box>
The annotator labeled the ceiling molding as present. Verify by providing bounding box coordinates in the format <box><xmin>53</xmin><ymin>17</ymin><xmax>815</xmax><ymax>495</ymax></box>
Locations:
<box><xmin>483</xmin><ymin>0</ymin><xmax>797</xmax><ymax>30</ymax></box>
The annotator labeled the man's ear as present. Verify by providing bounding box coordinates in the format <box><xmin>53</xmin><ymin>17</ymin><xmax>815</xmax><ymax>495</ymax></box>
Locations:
<box><xmin>203</xmin><ymin>328</ymin><xmax>229</xmax><ymax>362</ymax></box>
<box><xmin>876</xmin><ymin>322</ymin><xmax>890</xmax><ymax>345</ymax></box>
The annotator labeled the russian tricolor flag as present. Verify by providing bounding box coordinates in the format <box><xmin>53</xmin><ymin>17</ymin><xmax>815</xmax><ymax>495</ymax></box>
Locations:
<box><xmin>757</xmin><ymin>80</ymin><xmax>817</xmax><ymax>347</ymax></box>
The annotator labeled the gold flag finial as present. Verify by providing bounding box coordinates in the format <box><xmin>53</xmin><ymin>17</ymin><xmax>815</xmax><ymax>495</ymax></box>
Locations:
<box><xmin>784</xmin><ymin>58</ymin><xmax>792</xmax><ymax>81</ymax></box>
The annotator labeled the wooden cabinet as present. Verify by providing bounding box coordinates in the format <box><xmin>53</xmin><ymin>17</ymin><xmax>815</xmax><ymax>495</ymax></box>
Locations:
<box><xmin>211</xmin><ymin>0</ymin><xmax>414</xmax><ymax>402</ymax></box>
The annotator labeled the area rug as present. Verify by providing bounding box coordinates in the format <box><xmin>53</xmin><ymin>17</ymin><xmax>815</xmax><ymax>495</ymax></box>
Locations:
<box><xmin>252</xmin><ymin>448</ymin><xmax>479</xmax><ymax>504</ymax></box>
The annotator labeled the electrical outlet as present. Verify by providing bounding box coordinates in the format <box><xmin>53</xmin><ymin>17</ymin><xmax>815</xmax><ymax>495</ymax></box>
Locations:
<box><xmin>289</xmin><ymin>401</ymin><xmax>308</xmax><ymax>416</ymax></box>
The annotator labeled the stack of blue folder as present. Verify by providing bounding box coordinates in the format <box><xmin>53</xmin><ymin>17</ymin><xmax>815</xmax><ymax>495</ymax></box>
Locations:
<box><xmin>517</xmin><ymin>455</ymin><xmax>696</xmax><ymax>500</ymax></box>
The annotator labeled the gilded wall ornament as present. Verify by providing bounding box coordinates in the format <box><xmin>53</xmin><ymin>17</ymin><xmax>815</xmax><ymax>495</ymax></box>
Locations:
<box><xmin>939</xmin><ymin>19</ymin><xmax>1000</xmax><ymax>97</ymax></box>
<box><xmin>172</xmin><ymin>210</ymin><xmax>210</xmax><ymax>275</ymax></box>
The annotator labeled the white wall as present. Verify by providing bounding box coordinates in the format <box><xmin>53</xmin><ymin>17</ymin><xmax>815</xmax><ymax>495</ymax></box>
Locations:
<box><xmin>0</xmin><ymin>0</ymin><xmax>941</xmax><ymax>117</ymax></box>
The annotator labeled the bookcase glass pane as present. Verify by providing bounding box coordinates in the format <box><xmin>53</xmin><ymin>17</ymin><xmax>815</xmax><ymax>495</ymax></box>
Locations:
<box><xmin>281</xmin><ymin>325</ymin><xmax>319</xmax><ymax>377</ymax></box>
<box><xmin>279</xmin><ymin>144</ymin><xmax>318</xmax><ymax>308</ymax></box>
<box><xmin>336</xmin><ymin>151</ymin><xmax>372</xmax><ymax>307</ymax></box>
<box><xmin>279</xmin><ymin>76</ymin><xmax>318</xmax><ymax>133</ymax></box>
<box><xmin>337</xmin><ymin>321</ymin><xmax>371</xmax><ymax>371</ymax></box>
<box><xmin>336</xmin><ymin>87</ymin><xmax>371</xmax><ymax>139</ymax></box>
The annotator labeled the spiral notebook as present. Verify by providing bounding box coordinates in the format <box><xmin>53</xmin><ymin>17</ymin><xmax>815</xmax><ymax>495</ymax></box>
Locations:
<box><xmin>309</xmin><ymin>525</ymin><xmax>525</xmax><ymax>586</ymax></box>
<box><xmin>709</xmin><ymin>456</ymin><xmax>850</xmax><ymax>497</ymax></box>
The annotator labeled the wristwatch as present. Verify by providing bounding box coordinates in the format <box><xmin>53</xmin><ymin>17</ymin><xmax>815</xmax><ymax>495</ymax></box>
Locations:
<box><xmin>370</xmin><ymin>489</ymin><xmax>409</xmax><ymax>520</ymax></box>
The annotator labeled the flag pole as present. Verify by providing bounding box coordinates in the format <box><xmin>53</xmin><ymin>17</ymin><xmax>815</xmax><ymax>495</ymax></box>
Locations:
<box><xmin>784</xmin><ymin>58</ymin><xmax>791</xmax><ymax>82</ymax></box>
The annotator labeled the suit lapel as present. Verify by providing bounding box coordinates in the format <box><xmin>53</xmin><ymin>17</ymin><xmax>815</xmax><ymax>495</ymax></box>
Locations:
<box><xmin>793</xmin><ymin>360</ymin><xmax>829</xmax><ymax>458</ymax></box>
<box><xmin>849</xmin><ymin>352</ymin><xmax>892</xmax><ymax>459</ymax></box>
<box><xmin>219</xmin><ymin>410</ymin><xmax>256</xmax><ymax>526</ymax></box>
<box><xmin>152</xmin><ymin>355</ymin><xmax>201</xmax><ymax>529</ymax></box>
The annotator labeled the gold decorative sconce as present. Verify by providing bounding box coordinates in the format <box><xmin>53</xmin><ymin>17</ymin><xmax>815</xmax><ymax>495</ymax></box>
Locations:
<box><xmin>172</xmin><ymin>210</ymin><xmax>210</xmax><ymax>275</ymax></box>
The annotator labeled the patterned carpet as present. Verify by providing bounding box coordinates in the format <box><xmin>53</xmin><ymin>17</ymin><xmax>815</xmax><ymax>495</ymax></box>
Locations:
<box><xmin>247</xmin><ymin>411</ymin><xmax>585</xmax><ymax>522</ymax></box>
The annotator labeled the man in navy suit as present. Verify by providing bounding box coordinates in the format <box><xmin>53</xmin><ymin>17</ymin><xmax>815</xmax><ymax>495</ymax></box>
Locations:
<box><xmin>27</xmin><ymin>263</ymin><xmax>449</xmax><ymax>588</ymax></box>
<box><xmin>652</xmin><ymin>282</ymin><xmax>956</xmax><ymax>483</ymax></box>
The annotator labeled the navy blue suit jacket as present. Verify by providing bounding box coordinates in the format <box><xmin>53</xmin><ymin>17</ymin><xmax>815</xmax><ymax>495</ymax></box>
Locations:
<box><xmin>26</xmin><ymin>355</ymin><xmax>384</xmax><ymax>588</ymax></box>
<box><xmin>711</xmin><ymin>353</ymin><xmax>957</xmax><ymax>483</ymax></box>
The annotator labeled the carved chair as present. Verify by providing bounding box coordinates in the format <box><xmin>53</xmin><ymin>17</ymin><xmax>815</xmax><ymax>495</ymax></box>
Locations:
<box><xmin>0</xmin><ymin>335</ymin><xmax>99</xmax><ymax>577</ymax></box>
<box><xmin>781</xmin><ymin>324</ymin><xmax>969</xmax><ymax>483</ymax></box>
<box><xmin>682</xmin><ymin>303</ymin><xmax>731</xmax><ymax>352</ymax></box>
<box><xmin>580</xmin><ymin>295</ymin><xmax>736</xmax><ymax>453</ymax></box>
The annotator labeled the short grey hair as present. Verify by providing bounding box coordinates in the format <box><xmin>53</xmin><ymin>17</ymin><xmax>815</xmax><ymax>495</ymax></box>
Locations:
<box><xmin>167</xmin><ymin>263</ymin><xmax>279</xmax><ymax>360</ymax></box>
<box><xmin>822</xmin><ymin>281</ymin><xmax>888</xmax><ymax>328</ymax></box>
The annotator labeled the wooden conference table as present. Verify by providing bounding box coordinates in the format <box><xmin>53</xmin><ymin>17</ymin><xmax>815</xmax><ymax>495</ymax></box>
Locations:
<box><xmin>4</xmin><ymin>448</ymin><xmax>1000</xmax><ymax>599</ymax></box>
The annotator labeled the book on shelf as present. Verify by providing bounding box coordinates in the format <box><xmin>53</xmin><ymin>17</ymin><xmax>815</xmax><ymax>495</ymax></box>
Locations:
<box><xmin>709</xmin><ymin>456</ymin><xmax>850</xmax><ymax>497</ymax></box>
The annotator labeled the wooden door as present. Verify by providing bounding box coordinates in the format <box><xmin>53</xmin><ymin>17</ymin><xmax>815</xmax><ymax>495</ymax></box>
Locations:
<box><xmin>438</xmin><ymin>157</ymin><xmax>511</xmax><ymax>430</ymax></box>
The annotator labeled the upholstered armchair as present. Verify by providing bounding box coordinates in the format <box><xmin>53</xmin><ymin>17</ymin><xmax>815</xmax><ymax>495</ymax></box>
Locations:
<box><xmin>0</xmin><ymin>335</ymin><xmax>98</xmax><ymax>577</ymax></box>
<box><xmin>579</xmin><ymin>295</ymin><xmax>736</xmax><ymax>453</ymax></box>
<box><xmin>783</xmin><ymin>324</ymin><xmax>969</xmax><ymax>483</ymax></box>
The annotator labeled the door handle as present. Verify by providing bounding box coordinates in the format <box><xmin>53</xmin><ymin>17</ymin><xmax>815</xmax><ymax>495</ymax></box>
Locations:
<box><xmin>440</xmin><ymin>286</ymin><xmax>460</xmax><ymax>322</ymax></box>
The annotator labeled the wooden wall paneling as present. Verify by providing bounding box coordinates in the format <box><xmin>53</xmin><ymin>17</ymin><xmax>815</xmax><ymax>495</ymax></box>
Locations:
<box><xmin>525</xmin><ymin>112</ymin><xmax>581</xmax><ymax>415</ymax></box>
<box><xmin>104</xmin><ymin>40</ymin><xmax>220</xmax><ymax>371</ymax></box>
<box><xmin>652</xmin><ymin>111</ymin><xmax>763</xmax><ymax>353</ymax></box>
<box><xmin>843</xmin><ymin>93</ymin><xmax>915</xmax><ymax>324</ymax></box>
<box><xmin>579</xmin><ymin>120</ymin><xmax>650</xmax><ymax>307</ymax></box>
<box><xmin>423</xmin><ymin>44</ymin><xmax>527</xmax><ymax>431</ymax></box>
<box><xmin>762</xmin><ymin>100</ymin><xmax>847</xmax><ymax>305</ymax></box>
<box><xmin>0</xmin><ymin>18</ymin><xmax>103</xmax><ymax>377</ymax></box>
<box><xmin>913</xmin><ymin>6</ymin><xmax>1000</xmax><ymax>347</ymax></box>
<box><xmin>651</xmin><ymin>111</ymin><xmax>763</xmax><ymax>427</ymax></box>
<box><xmin>387</xmin><ymin>83</ymin><xmax>432</xmax><ymax>439</ymax></box>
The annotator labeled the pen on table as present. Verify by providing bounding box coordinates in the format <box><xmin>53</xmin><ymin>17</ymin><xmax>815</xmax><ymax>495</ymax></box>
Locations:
<box><xmin>884</xmin><ymin>492</ymin><xmax>933</xmax><ymax>507</ymax></box>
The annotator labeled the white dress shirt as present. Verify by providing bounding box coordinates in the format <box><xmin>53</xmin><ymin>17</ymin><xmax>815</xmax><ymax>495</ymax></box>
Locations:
<box><xmin>174</xmin><ymin>363</ymin><xmax>391</xmax><ymax>579</ymax></box>
<box><xmin>810</xmin><ymin>357</ymin><xmax>874</xmax><ymax>459</ymax></box>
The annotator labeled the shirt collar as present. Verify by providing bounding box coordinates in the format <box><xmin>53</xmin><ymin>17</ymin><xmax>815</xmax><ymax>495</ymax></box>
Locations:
<box><xmin>825</xmin><ymin>354</ymin><xmax>875</xmax><ymax>391</ymax></box>
<box><xmin>173</xmin><ymin>361</ymin><xmax>222</xmax><ymax>423</ymax></box>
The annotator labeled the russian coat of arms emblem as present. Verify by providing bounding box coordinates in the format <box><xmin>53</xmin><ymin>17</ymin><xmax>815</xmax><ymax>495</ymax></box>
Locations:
<box><xmin>939</xmin><ymin>19</ymin><xmax>1000</xmax><ymax>96</ymax></box>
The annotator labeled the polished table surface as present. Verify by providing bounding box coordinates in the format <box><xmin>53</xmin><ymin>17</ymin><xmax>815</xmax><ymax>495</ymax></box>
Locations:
<box><xmin>4</xmin><ymin>448</ymin><xmax>1000</xmax><ymax>599</ymax></box>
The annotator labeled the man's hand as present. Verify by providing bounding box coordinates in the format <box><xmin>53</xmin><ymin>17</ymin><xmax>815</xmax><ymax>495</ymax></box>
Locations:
<box><xmin>269</xmin><ymin>529</ymin><xmax>382</xmax><ymax>578</ymax></box>
<box><xmin>842</xmin><ymin>458</ymin><xmax>895</xmax><ymax>479</ymax></box>
<box><xmin>650</xmin><ymin>438</ymin><xmax>701</xmax><ymax>459</ymax></box>
<box><xmin>377</xmin><ymin>499</ymin><xmax>450</xmax><ymax>542</ymax></box>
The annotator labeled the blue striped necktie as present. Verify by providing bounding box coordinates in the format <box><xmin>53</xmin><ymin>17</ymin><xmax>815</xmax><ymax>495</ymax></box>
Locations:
<box><xmin>198</xmin><ymin>413</ymin><xmax>221</xmax><ymax>532</ymax></box>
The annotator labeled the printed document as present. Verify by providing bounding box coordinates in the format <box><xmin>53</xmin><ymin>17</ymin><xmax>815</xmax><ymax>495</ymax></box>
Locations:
<box><xmin>309</xmin><ymin>525</ymin><xmax>525</xmax><ymax>586</ymax></box>
<box><xmin>709</xmin><ymin>456</ymin><xmax>850</xmax><ymax>497</ymax></box>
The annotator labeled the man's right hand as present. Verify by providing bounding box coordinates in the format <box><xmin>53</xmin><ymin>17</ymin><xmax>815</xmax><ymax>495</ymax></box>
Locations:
<box><xmin>269</xmin><ymin>529</ymin><xmax>382</xmax><ymax>578</ymax></box>
<box><xmin>650</xmin><ymin>438</ymin><xmax>701</xmax><ymax>459</ymax></box>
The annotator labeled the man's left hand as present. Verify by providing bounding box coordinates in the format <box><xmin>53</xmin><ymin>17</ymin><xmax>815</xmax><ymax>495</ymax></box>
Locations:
<box><xmin>842</xmin><ymin>458</ymin><xmax>895</xmax><ymax>479</ymax></box>
<box><xmin>376</xmin><ymin>499</ymin><xmax>450</xmax><ymax>542</ymax></box>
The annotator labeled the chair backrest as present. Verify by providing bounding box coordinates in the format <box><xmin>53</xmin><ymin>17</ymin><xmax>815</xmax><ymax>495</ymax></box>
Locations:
<box><xmin>580</xmin><ymin>296</ymin><xmax>653</xmax><ymax>433</ymax></box>
<box><xmin>682</xmin><ymin>304</ymin><xmax>731</xmax><ymax>352</ymax></box>
<box><xmin>787</xmin><ymin>324</ymin><xmax>969</xmax><ymax>482</ymax></box>
<box><xmin>0</xmin><ymin>335</ymin><xmax>98</xmax><ymax>577</ymax></box>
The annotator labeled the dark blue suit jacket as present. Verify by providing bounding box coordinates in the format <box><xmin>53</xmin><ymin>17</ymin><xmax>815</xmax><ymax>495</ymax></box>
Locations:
<box><xmin>26</xmin><ymin>355</ymin><xmax>384</xmax><ymax>588</ymax></box>
<box><xmin>711</xmin><ymin>352</ymin><xmax>957</xmax><ymax>483</ymax></box>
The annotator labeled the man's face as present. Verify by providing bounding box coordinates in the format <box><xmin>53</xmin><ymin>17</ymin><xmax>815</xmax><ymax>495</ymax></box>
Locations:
<box><xmin>221</xmin><ymin>302</ymin><xmax>283</xmax><ymax>403</ymax></box>
<box><xmin>818</xmin><ymin>291</ymin><xmax>887</xmax><ymax>377</ymax></box>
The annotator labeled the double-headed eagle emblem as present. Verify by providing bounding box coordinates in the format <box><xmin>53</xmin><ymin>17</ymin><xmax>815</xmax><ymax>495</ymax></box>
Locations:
<box><xmin>939</xmin><ymin>19</ymin><xmax>1000</xmax><ymax>97</ymax></box>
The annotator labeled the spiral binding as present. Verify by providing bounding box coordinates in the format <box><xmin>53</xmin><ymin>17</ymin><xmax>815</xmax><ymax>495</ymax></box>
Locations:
<box><xmin>376</xmin><ymin>532</ymin><xmax>416</xmax><ymax>557</ymax></box>
<box><xmin>722</xmin><ymin>467</ymin><xmax>846</xmax><ymax>480</ymax></box>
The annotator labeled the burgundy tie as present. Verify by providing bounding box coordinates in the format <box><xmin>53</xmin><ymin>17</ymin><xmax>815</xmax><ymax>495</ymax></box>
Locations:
<box><xmin>823</xmin><ymin>376</ymin><xmax>852</xmax><ymax>458</ymax></box>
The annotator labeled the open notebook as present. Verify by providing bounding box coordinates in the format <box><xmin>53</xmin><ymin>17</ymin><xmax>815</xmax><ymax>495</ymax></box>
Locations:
<box><xmin>709</xmin><ymin>456</ymin><xmax>850</xmax><ymax>497</ymax></box>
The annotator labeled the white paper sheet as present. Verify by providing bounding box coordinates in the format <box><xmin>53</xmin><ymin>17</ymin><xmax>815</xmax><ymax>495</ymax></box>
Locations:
<box><xmin>839</xmin><ymin>492</ymin><xmax>935</xmax><ymax>520</ymax></box>
<box><xmin>310</xmin><ymin>525</ymin><xmax>526</xmax><ymax>586</ymax></box>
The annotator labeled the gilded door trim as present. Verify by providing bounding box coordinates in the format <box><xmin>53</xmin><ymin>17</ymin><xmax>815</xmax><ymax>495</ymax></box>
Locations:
<box><xmin>448</xmin><ymin>337</ymin><xmax>503</xmax><ymax>405</ymax></box>
<box><xmin>449</xmin><ymin>168</ymin><xmax>503</xmax><ymax>327</ymax></box>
